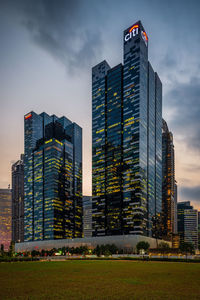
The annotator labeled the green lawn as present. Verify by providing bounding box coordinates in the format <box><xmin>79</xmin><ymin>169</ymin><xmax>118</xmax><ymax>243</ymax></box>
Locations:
<box><xmin>0</xmin><ymin>260</ymin><xmax>200</xmax><ymax>299</ymax></box>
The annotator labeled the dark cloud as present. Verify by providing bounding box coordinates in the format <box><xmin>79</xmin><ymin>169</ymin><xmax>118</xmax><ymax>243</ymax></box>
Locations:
<box><xmin>2</xmin><ymin>0</ymin><xmax>103</xmax><ymax>73</ymax></box>
<box><xmin>164</xmin><ymin>77</ymin><xmax>200</xmax><ymax>152</ymax></box>
<box><xmin>160</xmin><ymin>54</ymin><xmax>177</xmax><ymax>69</ymax></box>
<box><xmin>180</xmin><ymin>186</ymin><xmax>200</xmax><ymax>207</ymax></box>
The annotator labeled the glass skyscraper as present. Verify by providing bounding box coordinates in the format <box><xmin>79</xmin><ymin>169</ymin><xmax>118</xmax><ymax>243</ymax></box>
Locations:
<box><xmin>177</xmin><ymin>201</ymin><xmax>198</xmax><ymax>249</ymax></box>
<box><xmin>12</xmin><ymin>154</ymin><xmax>24</xmax><ymax>243</ymax></box>
<box><xmin>83</xmin><ymin>196</ymin><xmax>92</xmax><ymax>238</ymax></box>
<box><xmin>24</xmin><ymin>111</ymin><xmax>82</xmax><ymax>242</ymax></box>
<box><xmin>92</xmin><ymin>21</ymin><xmax>162</xmax><ymax>237</ymax></box>
<box><xmin>162</xmin><ymin>119</ymin><xmax>177</xmax><ymax>240</ymax></box>
<box><xmin>0</xmin><ymin>188</ymin><xmax>12</xmax><ymax>250</ymax></box>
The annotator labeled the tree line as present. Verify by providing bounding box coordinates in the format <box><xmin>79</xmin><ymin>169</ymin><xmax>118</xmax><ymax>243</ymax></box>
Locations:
<box><xmin>0</xmin><ymin>240</ymin><xmax>195</xmax><ymax>259</ymax></box>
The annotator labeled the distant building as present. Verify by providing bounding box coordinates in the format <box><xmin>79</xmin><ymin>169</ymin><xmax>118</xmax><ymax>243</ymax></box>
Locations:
<box><xmin>162</xmin><ymin>119</ymin><xmax>177</xmax><ymax>240</ymax></box>
<box><xmin>174</xmin><ymin>182</ymin><xmax>178</xmax><ymax>233</ymax></box>
<box><xmin>177</xmin><ymin>201</ymin><xmax>198</xmax><ymax>249</ymax></box>
<box><xmin>92</xmin><ymin>21</ymin><xmax>162</xmax><ymax>237</ymax></box>
<box><xmin>24</xmin><ymin>111</ymin><xmax>82</xmax><ymax>242</ymax></box>
<box><xmin>0</xmin><ymin>188</ymin><xmax>12</xmax><ymax>250</ymax></box>
<box><xmin>12</xmin><ymin>154</ymin><xmax>24</xmax><ymax>243</ymax></box>
<box><xmin>172</xmin><ymin>234</ymin><xmax>180</xmax><ymax>249</ymax></box>
<box><xmin>83</xmin><ymin>196</ymin><xmax>92</xmax><ymax>237</ymax></box>
<box><xmin>198</xmin><ymin>212</ymin><xmax>200</xmax><ymax>250</ymax></box>
<box><xmin>184</xmin><ymin>209</ymin><xmax>198</xmax><ymax>249</ymax></box>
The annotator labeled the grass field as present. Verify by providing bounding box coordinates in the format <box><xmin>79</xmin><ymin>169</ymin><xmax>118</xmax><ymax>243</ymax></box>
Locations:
<box><xmin>0</xmin><ymin>260</ymin><xmax>200</xmax><ymax>299</ymax></box>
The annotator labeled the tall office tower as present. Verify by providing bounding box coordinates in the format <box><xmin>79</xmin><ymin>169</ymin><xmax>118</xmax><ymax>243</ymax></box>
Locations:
<box><xmin>92</xmin><ymin>21</ymin><xmax>162</xmax><ymax>237</ymax></box>
<box><xmin>24</xmin><ymin>111</ymin><xmax>82</xmax><ymax>242</ymax></box>
<box><xmin>12</xmin><ymin>154</ymin><xmax>24</xmax><ymax>243</ymax></box>
<box><xmin>162</xmin><ymin>119</ymin><xmax>177</xmax><ymax>240</ymax></box>
<box><xmin>0</xmin><ymin>188</ymin><xmax>12</xmax><ymax>250</ymax></box>
<box><xmin>177</xmin><ymin>201</ymin><xmax>198</xmax><ymax>249</ymax></box>
<box><xmin>83</xmin><ymin>196</ymin><xmax>92</xmax><ymax>237</ymax></box>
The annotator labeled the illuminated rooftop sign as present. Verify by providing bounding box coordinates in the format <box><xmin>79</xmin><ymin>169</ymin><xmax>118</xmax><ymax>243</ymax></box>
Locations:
<box><xmin>124</xmin><ymin>24</ymin><xmax>139</xmax><ymax>42</ymax></box>
<box><xmin>124</xmin><ymin>22</ymin><xmax>148</xmax><ymax>46</ymax></box>
<box><xmin>141</xmin><ymin>30</ymin><xmax>148</xmax><ymax>46</ymax></box>
<box><xmin>25</xmin><ymin>113</ymin><xmax>32</xmax><ymax>120</ymax></box>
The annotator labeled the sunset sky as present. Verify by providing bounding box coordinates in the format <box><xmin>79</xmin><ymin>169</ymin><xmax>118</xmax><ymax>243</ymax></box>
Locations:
<box><xmin>0</xmin><ymin>0</ymin><xmax>200</xmax><ymax>209</ymax></box>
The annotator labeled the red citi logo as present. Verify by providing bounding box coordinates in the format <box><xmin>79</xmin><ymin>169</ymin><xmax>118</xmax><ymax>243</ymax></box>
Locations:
<box><xmin>141</xmin><ymin>30</ymin><xmax>148</xmax><ymax>46</ymax></box>
<box><xmin>124</xmin><ymin>24</ymin><xmax>139</xmax><ymax>42</ymax></box>
<box><xmin>124</xmin><ymin>24</ymin><xmax>148</xmax><ymax>46</ymax></box>
<box><xmin>25</xmin><ymin>113</ymin><xmax>32</xmax><ymax>120</ymax></box>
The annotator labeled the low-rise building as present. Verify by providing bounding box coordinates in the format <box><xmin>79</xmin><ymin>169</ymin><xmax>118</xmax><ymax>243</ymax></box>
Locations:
<box><xmin>15</xmin><ymin>235</ymin><xmax>171</xmax><ymax>253</ymax></box>
<box><xmin>177</xmin><ymin>201</ymin><xmax>198</xmax><ymax>249</ymax></box>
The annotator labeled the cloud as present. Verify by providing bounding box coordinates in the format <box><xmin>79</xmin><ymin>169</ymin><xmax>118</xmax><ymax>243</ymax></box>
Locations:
<box><xmin>183</xmin><ymin>164</ymin><xmax>200</xmax><ymax>173</ymax></box>
<box><xmin>180</xmin><ymin>186</ymin><xmax>200</xmax><ymax>208</ymax></box>
<box><xmin>2</xmin><ymin>0</ymin><xmax>103</xmax><ymax>73</ymax></box>
<box><xmin>164</xmin><ymin>76</ymin><xmax>200</xmax><ymax>152</ymax></box>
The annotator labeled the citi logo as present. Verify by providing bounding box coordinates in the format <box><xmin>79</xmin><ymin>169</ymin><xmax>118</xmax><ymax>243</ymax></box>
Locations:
<box><xmin>124</xmin><ymin>24</ymin><xmax>139</xmax><ymax>42</ymax></box>
<box><xmin>141</xmin><ymin>30</ymin><xmax>148</xmax><ymax>46</ymax></box>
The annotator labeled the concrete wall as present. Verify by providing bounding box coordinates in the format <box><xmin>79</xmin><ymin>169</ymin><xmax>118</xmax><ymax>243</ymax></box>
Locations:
<box><xmin>15</xmin><ymin>235</ymin><xmax>171</xmax><ymax>252</ymax></box>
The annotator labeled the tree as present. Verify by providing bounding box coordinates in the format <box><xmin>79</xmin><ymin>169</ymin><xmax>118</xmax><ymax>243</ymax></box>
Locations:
<box><xmin>158</xmin><ymin>242</ymin><xmax>170</xmax><ymax>257</ymax></box>
<box><xmin>93</xmin><ymin>244</ymin><xmax>118</xmax><ymax>257</ymax></box>
<box><xmin>8</xmin><ymin>241</ymin><xmax>15</xmax><ymax>257</ymax></box>
<box><xmin>48</xmin><ymin>248</ymin><xmax>57</xmax><ymax>256</ymax></box>
<box><xmin>95</xmin><ymin>245</ymin><xmax>101</xmax><ymax>257</ymax></box>
<box><xmin>0</xmin><ymin>244</ymin><xmax>4</xmax><ymax>256</ymax></box>
<box><xmin>179</xmin><ymin>242</ymin><xmax>194</xmax><ymax>256</ymax></box>
<box><xmin>136</xmin><ymin>241</ymin><xmax>150</xmax><ymax>254</ymax></box>
<box><xmin>109</xmin><ymin>244</ymin><xmax>118</xmax><ymax>254</ymax></box>
<box><xmin>81</xmin><ymin>246</ymin><xmax>89</xmax><ymax>255</ymax></box>
<box><xmin>31</xmin><ymin>250</ymin><xmax>39</xmax><ymax>257</ymax></box>
<box><xmin>158</xmin><ymin>242</ymin><xmax>170</xmax><ymax>250</ymax></box>
<box><xmin>103</xmin><ymin>245</ymin><xmax>111</xmax><ymax>257</ymax></box>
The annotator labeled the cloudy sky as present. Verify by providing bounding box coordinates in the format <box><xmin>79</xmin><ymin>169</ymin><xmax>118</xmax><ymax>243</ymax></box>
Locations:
<box><xmin>0</xmin><ymin>0</ymin><xmax>199</xmax><ymax>208</ymax></box>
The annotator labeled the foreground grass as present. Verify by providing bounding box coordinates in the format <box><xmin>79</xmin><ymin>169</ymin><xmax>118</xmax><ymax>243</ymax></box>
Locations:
<box><xmin>0</xmin><ymin>260</ymin><xmax>200</xmax><ymax>299</ymax></box>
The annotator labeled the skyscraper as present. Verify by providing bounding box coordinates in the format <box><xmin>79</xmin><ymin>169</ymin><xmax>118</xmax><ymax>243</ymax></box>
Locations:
<box><xmin>24</xmin><ymin>111</ymin><xmax>82</xmax><ymax>242</ymax></box>
<box><xmin>162</xmin><ymin>119</ymin><xmax>177</xmax><ymax>240</ymax></box>
<box><xmin>92</xmin><ymin>21</ymin><xmax>162</xmax><ymax>237</ymax></box>
<box><xmin>0</xmin><ymin>188</ymin><xmax>12</xmax><ymax>250</ymax></box>
<box><xmin>174</xmin><ymin>182</ymin><xmax>178</xmax><ymax>233</ymax></box>
<box><xmin>83</xmin><ymin>196</ymin><xmax>92</xmax><ymax>238</ymax></box>
<box><xmin>198</xmin><ymin>211</ymin><xmax>200</xmax><ymax>250</ymax></box>
<box><xmin>12</xmin><ymin>154</ymin><xmax>24</xmax><ymax>243</ymax></box>
<box><xmin>177</xmin><ymin>201</ymin><xmax>198</xmax><ymax>249</ymax></box>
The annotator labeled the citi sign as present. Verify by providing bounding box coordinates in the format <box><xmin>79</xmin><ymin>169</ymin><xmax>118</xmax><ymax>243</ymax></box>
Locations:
<box><xmin>124</xmin><ymin>24</ymin><xmax>148</xmax><ymax>46</ymax></box>
<box><xmin>124</xmin><ymin>24</ymin><xmax>139</xmax><ymax>42</ymax></box>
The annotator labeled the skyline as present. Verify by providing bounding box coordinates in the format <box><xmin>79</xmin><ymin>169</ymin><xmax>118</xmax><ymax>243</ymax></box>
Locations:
<box><xmin>0</xmin><ymin>0</ymin><xmax>200</xmax><ymax>210</ymax></box>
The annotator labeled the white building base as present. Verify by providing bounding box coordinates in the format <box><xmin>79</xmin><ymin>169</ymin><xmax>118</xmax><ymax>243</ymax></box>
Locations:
<box><xmin>15</xmin><ymin>235</ymin><xmax>171</xmax><ymax>252</ymax></box>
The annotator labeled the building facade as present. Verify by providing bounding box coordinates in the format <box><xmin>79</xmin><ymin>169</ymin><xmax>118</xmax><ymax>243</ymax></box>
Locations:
<box><xmin>83</xmin><ymin>196</ymin><xmax>92</xmax><ymax>238</ymax></box>
<box><xmin>12</xmin><ymin>154</ymin><xmax>24</xmax><ymax>243</ymax></box>
<box><xmin>0</xmin><ymin>188</ymin><xmax>12</xmax><ymax>250</ymax></box>
<box><xmin>24</xmin><ymin>111</ymin><xmax>82</xmax><ymax>242</ymax></box>
<box><xmin>198</xmin><ymin>212</ymin><xmax>200</xmax><ymax>250</ymax></box>
<box><xmin>174</xmin><ymin>182</ymin><xmax>178</xmax><ymax>233</ymax></box>
<box><xmin>92</xmin><ymin>21</ymin><xmax>162</xmax><ymax>237</ymax></box>
<box><xmin>177</xmin><ymin>201</ymin><xmax>198</xmax><ymax>249</ymax></box>
<box><xmin>162</xmin><ymin>119</ymin><xmax>177</xmax><ymax>240</ymax></box>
